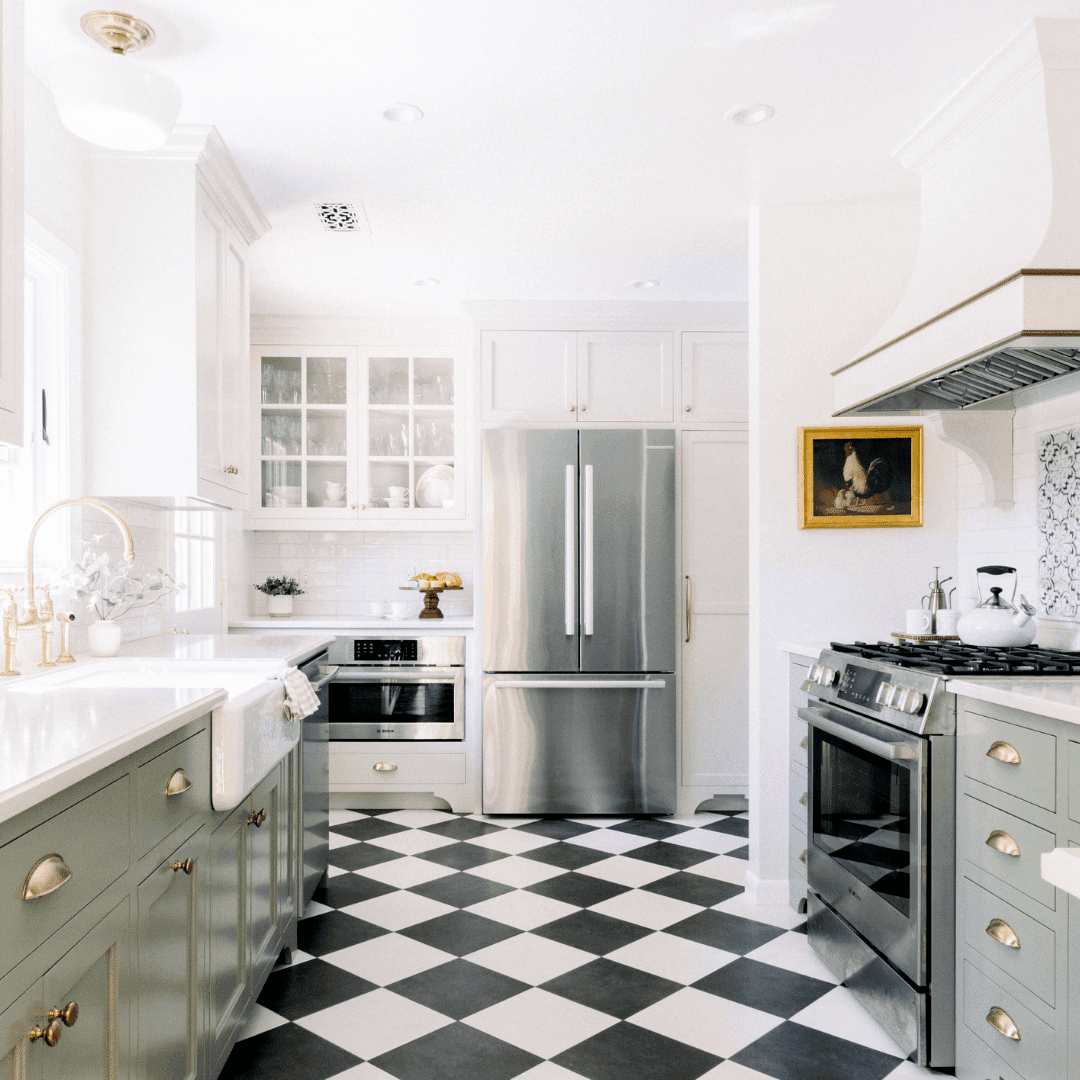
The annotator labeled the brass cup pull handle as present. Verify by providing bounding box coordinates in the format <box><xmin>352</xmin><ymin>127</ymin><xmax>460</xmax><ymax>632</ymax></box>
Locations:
<box><xmin>246</xmin><ymin>809</ymin><xmax>266</xmax><ymax>827</ymax></box>
<box><xmin>48</xmin><ymin>1002</ymin><xmax>78</xmax><ymax>1028</ymax></box>
<box><xmin>986</xmin><ymin>829</ymin><xmax>1021</xmax><ymax>857</ymax></box>
<box><xmin>172</xmin><ymin>858</ymin><xmax>194</xmax><ymax>875</ymax></box>
<box><xmin>986</xmin><ymin>918</ymin><xmax>1021</xmax><ymax>950</ymax></box>
<box><xmin>986</xmin><ymin>1005</ymin><xmax>1021</xmax><ymax>1041</ymax></box>
<box><xmin>21</xmin><ymin>854</ymin><xmax>72</xmax><ymax>901</ymax></box>
<box><xmin>373</xmin><ymin>762</ymin><xmax>398</xmax><ymax>772</ymax></box>
<box><xmin>165</xmin><ymin>768</ymin><xmax>192</xmax><ymax>797</ymax></box>
<box><xmin>987</xmin><ymin>740</ymin><xmax>1021</xmax><ymax>765</ymax></box>
<box><xmin>799</xmin><ymin>792</ymin><xmax>808</xmax><ymax>807</ymax></box>
<box><xmin>798</xmin><ymin>849</ymin><xmax>808</xmax><ymax>864</ymax></box>
<box><xmin>800</xmin><ymin>736</ymin><xmax>809</xmax><ymax>750</ymax></box>
<box><xmin>29</xmin><ymin>1020</ymin><xmax>63</xmax><ymax>1046</ymax></box>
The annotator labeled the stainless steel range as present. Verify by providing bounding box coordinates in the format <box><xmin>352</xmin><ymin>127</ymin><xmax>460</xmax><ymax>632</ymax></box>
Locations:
<box><xmin>800</xmin><ymin>640</ymin><xmax>1080</xmax><ymax>1068</ymax></box>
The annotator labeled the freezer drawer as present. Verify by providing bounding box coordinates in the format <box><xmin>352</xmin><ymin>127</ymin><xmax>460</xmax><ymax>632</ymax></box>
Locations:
<box><xmin>482</xmin><ymin>673</ymin><xmax>676</xmax><ymax>814</ymax></box>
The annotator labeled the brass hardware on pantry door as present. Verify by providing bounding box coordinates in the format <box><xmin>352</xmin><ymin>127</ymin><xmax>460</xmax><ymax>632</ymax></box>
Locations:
<box><xmin>373</xmin><ymin>762</ymin><xmax>397</xmax><ymax>772</ymax></box>
<box><xmin>21</xmin><ymin>854</ymin><xmax>72</xmax><ymax>900</ymax></box>
<box><xmin>223</xmin><ymin>465</ymin><xmax>239</xmax><ymax>474</ymax></box>
<box><xmin>685</xmin><ymin>405</ymin><xmax>691</xmax><ymax>412</ymax></box>
<box><xmin>985</xmin><ymin>918</ymin><xmax>1021</xmax><ymax>949</ymax></box>
<box><xmin>986</xmin><ymin>740</ymin><xmax>1021</xmax><ymax>764</ymax></box>
<box><xmin>986</xmin><ymin>829</ymin><xmax>1020</xmax><ymax>857</ymax></box>
<box><xmin>685</xmin><ymin>577</ymin><xmax>691</xmax><ymax>642</ymax></box>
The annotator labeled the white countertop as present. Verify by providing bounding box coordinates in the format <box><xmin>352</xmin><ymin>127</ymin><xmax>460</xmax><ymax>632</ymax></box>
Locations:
<box><xmin>781</xmin><ymin>642</ymin><xmax>825</xmax><ymax>659</ymax></box>
<box><xmin>948</xmin><ymin>676</ymin><xmax>1080</xmax><ymax>726</ymax></box>
<box><xmin>1042</xmin><ymin>847</ymin><xmax>1080</xmax><ymax>900</ymax></box>
<box><xmin>122</xmin><ymin>632</ymin><xmax>337</xmax><ymax>663</ymax></box>
<box><xmin>231</xmin><ymin>618</ymin><xmax>474</xmax><ymax>631</ymax></box>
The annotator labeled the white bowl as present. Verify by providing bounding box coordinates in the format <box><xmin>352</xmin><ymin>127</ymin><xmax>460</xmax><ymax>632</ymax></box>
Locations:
<box><xmin>390</xmin><ymin>601</ymin><xmax>415</xmax><ymax>618</ymax></box>
<box><xmin>367</xmin><ymin>602</ymin><xmax>390</xmax><ymax>618</ymax></box>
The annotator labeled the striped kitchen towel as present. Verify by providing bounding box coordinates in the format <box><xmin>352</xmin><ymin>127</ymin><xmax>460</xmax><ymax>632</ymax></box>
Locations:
<box><xmin>282</xmin><ymin>667</ymin><xmax>320</xmax><ymax>720</ymax></box>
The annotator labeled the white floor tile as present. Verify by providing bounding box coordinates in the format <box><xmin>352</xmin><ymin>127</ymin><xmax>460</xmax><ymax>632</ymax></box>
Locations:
<box><xmin>512</xmin><ymin>1064</ymin><xmax>586</xmax><ymax>1080</ymax></box>
<box><xmin>290</xmin><ymin>949</ymin><xmax>316</xmax><ymax>965</ymax></box>
<box><xmin>329</xmin><ymin>831</ymin><xmax>361</xmax><ymax>850</ymax></box>
<box><xmin>564</xmin><ymin>829</ymin><xmax>655</xmax><ymax>854</ymax></box>
<box><xmin>329</xmin><ymin>810</ymin><xmax>363</xmax><ymax>825</ymax></box>
<box><xmin>322</xmin><ymin>932</ymin><xmax>454</xmax><ymax>985</ymax></box>
<box><xmin>881</xmin><ymin>1060</ymin><xmax>941</xmax><ymax>1079</ymax></box>
<box><xmin>663</xmin><ymin>815</ymin><xmax>725</xmax><ymax>829</ymax></box>
<box><xmin>574</xmin><ymin>855</ymin><xmax>677</xmax><ymax>888</ymax></box>
<box><xmin>301</xmin><ymin>900</ymin><xmax>334</xmax><ymax>919</ymax></box>
<box><xmin>467</xmin><ymin>815</ymin><xmax>539</xmax><ymax>827</ymax></box>
<box><xmin>628</xmin><ymin>986</ymin><xmax>783</xmax><ymax>1058</ymax></box>
<box><xmin>466</xmin><ymin>856</ymin><xmax>569</xmax><ymax>888</ymax></box>
<box><xmin>743</xmin><ymin>931</ymin><xmax>840</xmax><ymax>984</ymax></box>
<box><xmin>465</xmin><ymin>889</ymin><xmax>579</xmax><ymax>931</ymax></box>
<box><xmin>467</xmin><ymin>931</ymin><xmax>594</xmax><ymax>984</ymax></box>
<box><xmin>327</xmin><ymin>864</ymin><xmax>350</xmax><ymax>877</ymax></box>
<box><xmin>588</xmin><ymin>888</ymin><xmax>703</xmax><ymax>930</ymax></box>
<box><xmin>379</xmin><ymin>809</ymin><xmax>458</xmax><ymax>828</ymax></box>
<box><xmin>325</xmin><ymin>1065</ymin><xmax>399</xmax><ymax>1080</ymax></box>
<box><xmin>683</xmin><ymin>855</ymin><xmax>748</xmax><ymax>885</ymax></box>
<box><xmin>466</xmin><ymin>830</ymin><xmax>558</xmax><ymax>855</ymax></box>
<box><xmin>606</xmin><ymin>931</ymin><xmax>738</xmax><ymax>984</ymax></box>
<box><xmin>566</xmin><ymin>818</ymin><xmax>629</xmax><ymax>827</ymax></box>
<box><xmin>355</xmin><ymin>856</ymin><xmax>456</xmax><ymax>889</ymax></box>
<box><xmin>662</xmin><ymin>829</ymin><xmax>748</xmax><ymax>856</ymax></box>
<box><xmin>712</xmin><ymin>893</ymin><xmax>807</xmax><ymax>929</ymax></box>
<box><xmin>790</xmin><ymin>986</ymin><xmax>908</xmax><ymax>1058</ymax></box>
<box><xmin>366</xmin><ymin>829</ymin><xmax>458</xmax><ymax>856</ymax></box>
<box><xmin>340</xmin><ymin>891</ymin><xmax>456</xmax><ymax>930</ymax></box>
<box><xmin>697</xmin><ymin>1062</ymin><xmax>778</xmax><ymax>1080</ymax></box>
<box><xmin>465</xmin><ymin>987</ymin><xmax>617</xmax><ymax>1058</ymax></box>
<box><xmin>234</xmin><ymin>1003</ymin><xmax>289</xmax><ymax>1041</ymax></box>
<box><xmin>297</xmin><ymin>988</ymin><xmax>451</xmax><ymax>1060</ymax></box>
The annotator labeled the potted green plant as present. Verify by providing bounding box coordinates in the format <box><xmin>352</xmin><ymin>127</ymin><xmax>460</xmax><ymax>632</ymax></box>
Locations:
<box><xmin>255</xmin><ymin>576</ymin><xmax>305</xmax><ymax>618</ymax></box>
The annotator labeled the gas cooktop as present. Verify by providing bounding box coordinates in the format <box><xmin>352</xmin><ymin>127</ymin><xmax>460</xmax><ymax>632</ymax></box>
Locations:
<box><xmin>828</xmin><ymin>641</ymin><xmax>1080</xmax><ymax>676</ymax></box>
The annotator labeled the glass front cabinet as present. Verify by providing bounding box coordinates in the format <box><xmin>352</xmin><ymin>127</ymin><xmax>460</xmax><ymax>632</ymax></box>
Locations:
<box><xmin>251</xmin><ymin>345</ymin><xmax>463</xmax><ymax>523</ymax></box>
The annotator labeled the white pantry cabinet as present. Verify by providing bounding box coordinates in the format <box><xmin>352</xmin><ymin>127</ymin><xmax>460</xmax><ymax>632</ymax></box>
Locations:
<box><xmin>0</xmin><ymin>0</ymin><xmax>22</xmax><ymax>447</ymax></box>
<box><xmin>681</xmin><ymin>331</ymin><xmax>749</xmax><ymax>424</ymax></box>
<box><xmin>481</xmin><ymin>330</ymin><xmax>673</xmax><ymax>422</ymax></box>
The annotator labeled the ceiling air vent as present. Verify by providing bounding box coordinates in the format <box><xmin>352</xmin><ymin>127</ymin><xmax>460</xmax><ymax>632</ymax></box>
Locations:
<box><xmin>315</xmin><ymin>203</ymin><xmax>370</xmax><ymax>232</ymax></box>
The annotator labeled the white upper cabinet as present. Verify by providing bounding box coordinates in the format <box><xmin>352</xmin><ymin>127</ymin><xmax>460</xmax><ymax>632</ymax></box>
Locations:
<box><xmin>680</xmin><ymin>331</ymin><xmax>749</xmax><ymax>424</ymax></box>
<box><xmin>482</xmin><ymin>330</ymin><xmax>673</xmax><ymax>422</ymax></box>
<box><xmin>0</xmin><ymin>0</ymin><xmax>23</xmax><ymax>447</ymax></box>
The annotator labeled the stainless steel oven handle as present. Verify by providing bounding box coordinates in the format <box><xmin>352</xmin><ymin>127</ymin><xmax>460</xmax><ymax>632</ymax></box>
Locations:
<box><xmin>494</xmin><ymin>679</ymin><xmax>667</xmax><ymax>690</ymax></box>
<box><xmin>311</xmin><ymin>666</ymin><xmax>339</xmax><ymax>692</ymax></box>
<box><xmin>798</xmin><ymin>706</ymin><xmax>918</xmax><ymax>760</ymax></box>
<box><xmin>333</xmin><ymin>668</ymin><xmax>460</xmax><ymax>685</ymax></box>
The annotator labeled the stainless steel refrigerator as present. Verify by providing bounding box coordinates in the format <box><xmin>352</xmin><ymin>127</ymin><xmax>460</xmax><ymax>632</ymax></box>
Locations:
<box><xmin>482</xmin><ymin>428</ymin><xmax>677</xmax><ymax>814</ymax></box>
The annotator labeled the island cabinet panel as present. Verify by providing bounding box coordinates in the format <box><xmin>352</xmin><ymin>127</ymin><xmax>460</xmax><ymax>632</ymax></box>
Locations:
<box><xmin>137</xmin><ymin>727</ymin><xmax>210</xmax><ymax>858</ymax></box>
<box><xmin>0</xmin><ymin>982</ymin><xmax>39</xmax><ymax>1080</ymax></box>
<box><xmin>247</xmin><ymin>766</ymin><xmax>281</xmax><ymax>991</ymax></box>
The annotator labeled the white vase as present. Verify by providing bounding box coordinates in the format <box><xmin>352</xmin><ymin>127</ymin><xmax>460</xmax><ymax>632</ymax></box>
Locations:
<box><xmin>87</xmin><ymin>619</ymin><xmax>123</xmax><ymax>657</ymax></box>
<box><xmin>267</xmin><ymin>595</ymin><xmax>293</xmax><ymax>618</ymax></box>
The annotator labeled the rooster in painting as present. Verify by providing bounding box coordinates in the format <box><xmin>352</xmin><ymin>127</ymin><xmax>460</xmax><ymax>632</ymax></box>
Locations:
<box><xmin>834</xmin><ymin>441</ymin><xmax>892</xmax><ymax>510</ymax></box>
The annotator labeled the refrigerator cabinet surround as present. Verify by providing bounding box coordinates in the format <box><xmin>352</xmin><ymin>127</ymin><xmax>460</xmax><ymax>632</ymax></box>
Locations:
<box><xmin>482</xmin><ymin>674</ymin><xmax>676</xmax><ymax>814</ymax></box>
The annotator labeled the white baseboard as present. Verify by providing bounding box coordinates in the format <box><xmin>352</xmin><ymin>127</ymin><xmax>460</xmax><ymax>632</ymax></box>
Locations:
<box><xmin>744</xmin><ymin>869</ymin><xmax>789</xmax><ymax>906</ymax></box>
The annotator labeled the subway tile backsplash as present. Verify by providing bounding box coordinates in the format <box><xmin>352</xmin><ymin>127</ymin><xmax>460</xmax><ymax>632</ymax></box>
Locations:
<box><xmin>247</xmin><ymin>531</ymin><xmax>473</xmax><ymax>617</ymax></box>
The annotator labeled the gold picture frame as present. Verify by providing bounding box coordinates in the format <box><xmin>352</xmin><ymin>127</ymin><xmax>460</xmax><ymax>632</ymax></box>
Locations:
<box><xmin>798</xmin><ymin>426</ymin><xmax>923</xmax><ymax>529</ymax></box>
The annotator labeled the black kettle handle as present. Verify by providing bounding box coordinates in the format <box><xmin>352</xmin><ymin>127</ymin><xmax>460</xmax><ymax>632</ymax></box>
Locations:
<box><xmin>976</xmin><ymin>565</ymin><xmax>1016</xmax><ymax>575</ymax></box>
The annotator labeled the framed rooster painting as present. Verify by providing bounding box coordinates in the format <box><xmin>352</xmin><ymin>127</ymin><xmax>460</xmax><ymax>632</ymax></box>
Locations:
<box><xmin>798</xmin><ymin>426</ymin><xmax>922</xmax><ymax>529</ymax></box>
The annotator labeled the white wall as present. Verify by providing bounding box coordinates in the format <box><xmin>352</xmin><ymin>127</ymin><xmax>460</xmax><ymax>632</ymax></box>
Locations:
<box><xmin>749</xmin><ymin>193</ymin><xmax>959</xmax><ymax>901</ymax></box>
<box><xmin>24</xmin><ymin>72</ymin><xmax>83</xmax><ymax>254</ymax></box>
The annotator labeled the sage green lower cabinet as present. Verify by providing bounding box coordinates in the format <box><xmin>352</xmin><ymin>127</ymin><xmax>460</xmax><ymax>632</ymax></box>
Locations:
<box><xmin>248</xmin><ymin>767</ymin><xmax>281</xmax><ymax>991</ymax></box>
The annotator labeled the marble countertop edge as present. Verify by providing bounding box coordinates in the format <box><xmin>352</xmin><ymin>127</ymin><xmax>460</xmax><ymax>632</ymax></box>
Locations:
<box><xmin>947</xmin><ymin>676</ymin><xmax>1080</xmax><ymax>725</ymax></box>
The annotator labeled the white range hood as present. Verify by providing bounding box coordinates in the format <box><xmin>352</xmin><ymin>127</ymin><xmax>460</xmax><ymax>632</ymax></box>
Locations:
<box><xmin>834</xmin><ymin>19</ymin><xmax>1080</xmax><ymax>418</ymax></box>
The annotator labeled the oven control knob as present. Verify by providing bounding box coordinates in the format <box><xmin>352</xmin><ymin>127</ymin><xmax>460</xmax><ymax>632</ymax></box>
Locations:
<box><xmin>875</xmin><ymin>683</ymin><xmax>895</xmax><ymax>707</ymax></box>
<box><xmin>901</xmin><ymin>690</ymin><xmax>924</xmax><ymax>715</ymax></box>
<box><xmin>816</xmin><ymin>666</ymin><xmax>837</xmax><ymax>687</ymax></box>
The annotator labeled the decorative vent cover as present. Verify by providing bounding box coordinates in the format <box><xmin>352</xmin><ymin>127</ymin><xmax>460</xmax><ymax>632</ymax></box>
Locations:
<box><xmin>315</xmin><ymin>203</ymin><xmax>369</xmax><ymax>232</ymax></box>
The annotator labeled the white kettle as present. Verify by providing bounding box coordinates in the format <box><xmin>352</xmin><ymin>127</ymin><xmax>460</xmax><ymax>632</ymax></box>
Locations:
<box><xmin>956</xmin><ymin>565</ymin><xmax>1037</xmax><ymax>648</ymax></box>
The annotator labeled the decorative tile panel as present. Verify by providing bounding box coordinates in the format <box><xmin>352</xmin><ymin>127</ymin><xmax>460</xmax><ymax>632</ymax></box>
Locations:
<box><xmin>1037</xmin><ymin>428</ymin><xmax>1080</xmax><ymax>618</ymax></box>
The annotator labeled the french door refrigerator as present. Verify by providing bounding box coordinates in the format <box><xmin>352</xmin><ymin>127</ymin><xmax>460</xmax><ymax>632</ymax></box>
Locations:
<box><xmin>482</xmin><ymin>428</ymin><xmax>677</xmax><ymax>814</ymax></box>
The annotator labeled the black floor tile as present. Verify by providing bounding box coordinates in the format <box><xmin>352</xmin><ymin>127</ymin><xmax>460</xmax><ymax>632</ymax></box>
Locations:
<box><xmin>731</xmin><ymin>1020</ymin><xmax>902</xmax><ymax>1080</ymax></box>
<box><xmin>420</xmin><ymin>816</ymin><xmax>507</xmax><ymax>841</ymax></box>
<box><xmin>692</xmin><ymin>956</ymin><xmax>834</xmax><ymax>1018</ymax></box>
<box><xmin>296</xmin><ymin>910</ymin><xmax>388</xmax><ymax>955</ymax></box>
<box><xmin>641</xmin><ymin>871</ymin><xmax>744</xmax><ymax>908</ymax></box>
<box><xmin>329</xmin><ymin>816</ymin><xmax>410</xmax><ymax>843</ymax></box>
<box><xmin>519</xmin><ymin>842</ymin><xmax>614</xmax><ymax>870</ymax></box>
<box><xmin>371</xmin><ymin>1021</ymin><xmax>542</xmax><ymax>1080</ymax></box>
<box><xmin>531</xmin><ymin>909</ymin><xmax>653</xmax><ymax>955</ymax></box>
<box><xmin>398</xmin><ymin>909</ymin><xmax>523</xmax><ymax>956</ymax></box>
<box><xmin>609</xmin><ymin>818</ymin><xmax>691</xmax><ymax>840</ymax></box>
<box><xmin>665</xmin><ymin>910</ymin><xmax>788</xmax><ymax>955</ymax></box>
<box><xmin>703</xmin><ymin>816</ymin><xmax>749</xmax><ymax>838</ymax></box>
<box><xmin>387</xmin><ymin>958</ymin><xmax>530</xmax><ymax>1020</ymax></box>
<box><xmin>415</xmin><ymin>842</ymin><xmax>510</xmax><ymax>871</ymax></box>
<box><xmin>220</xmin><ymin>1024</ymin><xmax>361</xmax><ymax>1080</ymax></box>
<box><xmin>514</xmin><ymin>817</ymin><xmax>599</xmax><ymax>840</ymax></box>
<box><xmin>623</xmin><ymin>841</ymin><xmax>717</xmax><ymax>870</ymax></box>
<box><xmin>793</xmin><ymin>921</ymin><xmax>808</xmax><ymax>934</ymax></box>
<box><xmin>541</xmin><ymin>957</ymin><xmax>682</xmax><ymax>1019</ymax></box>
<box><xmin>728</xmin><ymin>844</ymin><xmax>750</xmax><ymax>860</ymax></box>
<box><xmin>525</xmin><ymin>872</ymin><xmax>630</xmax><ymax>908</ymax></box>
<box><xmin>408</xmin><ymin>873</ymin><xmax>516</xmax><ymax>909</ymax></box>
<box><xmin>329</xmin><ymin>842</ymin><xmax>405</xmax><ymax>872</ymax></box>
<box><xmin>552</xmin><ymin>1021</ymin><xmax>721</xmax><ymax>1080</ymax></box>
<box><xmin>256</xmin><ymin>958</ymin><xmax>376</xmax><ymax>1020</ymax></box>
<box><xmin>312</xmin><ymin>872</ymin><xmax>399</xmax><ymax>908</ymax></box>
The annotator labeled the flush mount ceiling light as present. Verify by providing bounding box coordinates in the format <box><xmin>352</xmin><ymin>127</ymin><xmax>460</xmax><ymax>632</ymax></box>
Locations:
<box><xmin>382</xmin><ymin>103</ymin><xmax>424</xmax><ymax>123</ymax></box>
<box><xmin>413</xmin><ymin>278</ymin><xmax>441</xmax><ymax>287</ymax></box>
<box><xmin>631</xmin><ymin>279</ymin><xmax>660</xmax><ymax>289</ymax></box>
<box><xmin>49</xmin><ymin>10</ymin><xmax>182</xmax><ymax>152</ymax></box>
<box><xmin>725</xmin><ymin>103</ymin><xmax>775</xmax><ymax>126</ymax></box>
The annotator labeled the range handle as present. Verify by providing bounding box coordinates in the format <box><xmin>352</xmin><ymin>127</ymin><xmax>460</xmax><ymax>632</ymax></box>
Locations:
<box><xmin>799</xmin><ymin>705</ymin><xmax>920</xmax><ymax>761</ymax></box>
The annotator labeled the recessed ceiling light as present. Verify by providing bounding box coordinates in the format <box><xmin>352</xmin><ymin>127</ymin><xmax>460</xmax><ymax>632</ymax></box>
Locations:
<box><xmin>382</xmin><ymin>103</ymin><xmax>424</xmax><ymax>123</ymax></box>
<box><xmin>726</xmin><ymin>103</ymin><xmax>775</xmax><ymax>126</ymax></box>
<box><xmin>631</xmin><ymin>279</ymin><xmax>660</xmax><ymax>289</ymax></box>
<box><xmin>414</xmin><ymin>278</ymin><xmax>440</xmax><ymax>287</ymax></box>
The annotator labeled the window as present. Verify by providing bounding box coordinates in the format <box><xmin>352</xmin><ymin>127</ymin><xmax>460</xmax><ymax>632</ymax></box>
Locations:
<box><xmin>173</xmin><ymin>511</ymin><xmax>216</xmax><ymax>612</ymax></box>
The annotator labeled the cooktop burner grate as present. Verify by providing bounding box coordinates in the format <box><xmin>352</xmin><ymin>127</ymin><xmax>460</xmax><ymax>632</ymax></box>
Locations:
<box><xmin>829</xmin><ymin>640</ymin><xmax>1080</xmax><ymax>676</ymax></box>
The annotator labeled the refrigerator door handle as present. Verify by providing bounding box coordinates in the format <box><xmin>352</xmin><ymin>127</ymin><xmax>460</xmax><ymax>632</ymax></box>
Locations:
<box><xmin>565</xmin><ymin>463</ymin><xmax>575</xmax><ymax>635</ymax></box>
<box><xmin>493</xmin><ymin>679</ymin><xmax>667</xmax><ymax>690</ymax></box>
<box><xmin>583</xmin><ymin>463</ymin><xmax>594</xmax><ymax>635</ymax></box>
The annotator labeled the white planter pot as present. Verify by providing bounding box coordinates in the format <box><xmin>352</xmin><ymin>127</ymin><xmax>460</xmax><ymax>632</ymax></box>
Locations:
<box><xmin>88</xmin><ymin>620</ymin><xmax>123</xmax><ymax>657</ymax></box>
<box><xmin>267</xmin><ymin>595</ymin><xmax>294</xmax><ymax>618</ymax></box>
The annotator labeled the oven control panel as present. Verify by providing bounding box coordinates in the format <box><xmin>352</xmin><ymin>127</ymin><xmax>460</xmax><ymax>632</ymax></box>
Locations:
<box><xmin>836</xmin><ymin>664</ymin><xmax>886</xmax><ymax>710</ymax></box>
<box><xmin>353</xmin><ymin>639</ymin><xmax>419</xmax><ymax>662</ymax></box>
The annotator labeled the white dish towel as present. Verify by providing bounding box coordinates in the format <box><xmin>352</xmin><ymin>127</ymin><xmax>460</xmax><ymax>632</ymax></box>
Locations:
<box><xmin>281</xmin><ymin>667</ymin><xmax>321</xmax><ymax>720</ymax></box>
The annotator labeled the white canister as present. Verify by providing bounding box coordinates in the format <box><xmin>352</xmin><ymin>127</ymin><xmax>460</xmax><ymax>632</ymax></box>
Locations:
<box><xmin>87</xmin><ymin>619</ymin><xmax>123</xmax><ymax>657</ymax></box>
<box><xmin>905</xmin><ymin>609</ymin><xmax>934</xmax><ymax>635</ymax></box>
<box><xmin>267</xmin><ymin>595</ymin><xmax>294</xmax><ymax>618</ymax></box>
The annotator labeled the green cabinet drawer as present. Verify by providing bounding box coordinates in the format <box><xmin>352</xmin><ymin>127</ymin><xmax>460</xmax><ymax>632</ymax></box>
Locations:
<box><xmin>1068</xmin><ymin>741</ymin><xmax>1080</xmax><ymax>826</ymax></box>
<box><xmin>961</xmin><ymin>795</ymin><xmax>1057</xmax><ymax>910</ymax></box>
<box><xmin>961</xmin><ymin>708</ymin><xmax>1056</xmax><ymax>811</ymax></box>
<box><xmin>137</xmin><ymin>727</ymin><xmax>210</xmax><ymax>858</ymax></box>
<box><xmin>960</xmin><ymin>875</ymin><xmax>1056</xmax><ymax>1009</ymax></box>
<box><xmin>0</xmin><ymin>776</ymin><xmax>130</xmax><ymax>981</ymax></box>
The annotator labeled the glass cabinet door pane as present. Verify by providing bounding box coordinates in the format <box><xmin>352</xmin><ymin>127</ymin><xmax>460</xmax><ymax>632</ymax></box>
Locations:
<box><xmin>369</xmin><ymin>357</ymin><xmax>409</xmax><ymax>404</ymax></box>
<box><xmin>306</xmin><ymin>411</ymin><xmax>348</xmax><ymax>457</ymax></box>
<box><xmin>261</xmin><ymin>410</ymin><xmax>302</xmax><ymax>455</ymax></box>
<box><xmin>414</xmin><ymin>415</ymin><xmax>454</xmax><ymax>457</ymax></box>
<box><xmin>307</xmin><ymin>462</ymin><xmax>348</xmax><ymax>507</ymax></box>
<box><xmin>369</xmin><ymin>410</ymin><xmax>410</xmax><ymax>457</ymax></box>
<box><xmin>261</xmin><ymin>357</ymin><xmax>301</xmax><ymax>404</ymax></box>
<box><xmin>262</xmin><ymin>460</ymin><xmax>302</xmax><ymax>508</ymax></box>
<box><xmin>414</xmin><ymin>358</ymin><xmax>454</xmax><ymax>404</ymax></box>
<box><xmin>307</xmin><ymin>357</ymin><xmax>347</xmax><ymax>405</ymax></box>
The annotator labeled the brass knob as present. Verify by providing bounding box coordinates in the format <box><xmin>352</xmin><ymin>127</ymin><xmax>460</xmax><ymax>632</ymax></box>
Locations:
<box><xmin>986</xmin><ymin>829</ymin><xmax>1020</xmax><ymax>857</ymax></box>
<box><xmin>579</xmin><ymin>405</ymin><xmax>587</xmax><ymax>412</ymax></box>
<box><xmin>223</xmin><ymin>465</ymin><xmax>239</xmax><ymax>475</ymax></box>
<box><xmin>569</xmin><ymin>405</ymin><xmax>576</xmax><ymax>412</ymax></box>
<box><xmin>246</xmin><ymin>809</ymin><xmax>266</xmax><ymax>827</ymax></box>
<box><xmin>985</xmin><ymin>918</ymin><xmax>1020</xmax><ymax>950</ymax></box>
<box><xmin>21</xmin><ymin>854</ymin><xmax>72</xmax><ymax>901</ymax></box>
<box><xmin>986</xmin><ymin>741</ymin><xmax>1021</xmax><ymax>765</ymax></box>
<box><xmin>986</xmin><ymin>1005</ymin><xmax>1021</xmax><ymax>1041</ymax></box>
<box><xmin>29</xmin><ymin>1019</ymin><xmax>63</xmax><ymax>1046</ymax></box>
<box><xmin>373</xmin><ymin>762</ymin><xmax>398</xmax><ymax>772</ymax></box>
<box><xmin>685</xmin><ymin>405</ymin><xmax>691</xmax><ymax>412</ymax></box>
<box><xmin>172</xmin><ymin>858</ymin><xmax>194</xmax><ymax>875</ymax></box>
<box><xmin>48</xmin><ymin>1002</ymin><xmax>78</xmax><ymax>1028</ymax></box>
<box><xmin>165</xmin><ymin>768</ymin><xmax>192</xmax><ymax>796</ymax></box>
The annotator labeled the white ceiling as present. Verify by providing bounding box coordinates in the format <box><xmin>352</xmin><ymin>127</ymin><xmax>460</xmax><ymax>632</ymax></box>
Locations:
<box><xmin>25</xmin><ymin>0</ymin><xmax>1080</xmax><ymax>316</ymax></box>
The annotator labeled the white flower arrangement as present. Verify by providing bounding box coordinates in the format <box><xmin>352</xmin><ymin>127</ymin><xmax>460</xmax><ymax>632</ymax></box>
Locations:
<box><xmin>62</xmin><ymin>544</ymin><xmax>184</xmax><ymax>621</ymax></box>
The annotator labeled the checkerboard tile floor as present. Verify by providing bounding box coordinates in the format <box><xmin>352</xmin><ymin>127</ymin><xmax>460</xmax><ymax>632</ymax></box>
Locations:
<box><xmin>221</xmin><ymin>810</ymin><xmax>946</xmax><ymax>1080</ymax></box>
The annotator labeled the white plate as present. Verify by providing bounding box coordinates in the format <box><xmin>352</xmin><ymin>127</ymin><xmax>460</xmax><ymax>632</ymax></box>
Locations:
<box><xmin>416</xmin><ymin>465</ymin><xmax>454</xmax><ymax>508</ymax></box>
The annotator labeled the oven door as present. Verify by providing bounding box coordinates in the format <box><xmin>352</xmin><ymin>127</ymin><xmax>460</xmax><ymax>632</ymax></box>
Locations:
<box><xmin>329</xmin><ymin>667</ymin><xmax>464</xmax><ymax>739</ymax></box>
<box><xmin>800</xmin><ymin>703</ymin><xmax>927</xmax><ymax>986</ymax></box>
